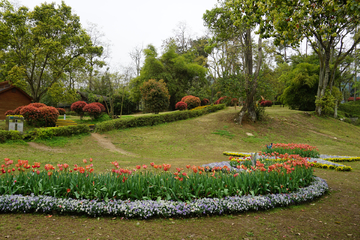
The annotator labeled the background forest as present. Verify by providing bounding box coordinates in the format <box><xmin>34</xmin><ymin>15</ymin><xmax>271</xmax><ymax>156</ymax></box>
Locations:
<box><xmin>0</xmin><ymin>0</ymin><xmax>359</xmax><ymax>123</ymax></box>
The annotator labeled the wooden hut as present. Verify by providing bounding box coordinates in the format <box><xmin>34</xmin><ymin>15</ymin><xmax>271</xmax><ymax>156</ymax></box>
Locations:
<box><xmin>0</xmin><ymin>81</ymin><xmax>33</xmax><ymax>120</ymax></box>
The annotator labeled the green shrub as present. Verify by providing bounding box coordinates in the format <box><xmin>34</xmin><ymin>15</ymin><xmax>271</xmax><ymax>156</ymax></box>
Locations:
<box><xmin>95</xmin><ymin>104</ymin><xmax>226</xmax><ymax>133</ymax></box>
<box><xmin>338</xmin><ymin>101</ymin><xmax>360</xmax><ymax>118</ymax></box>
<box><xmin>140</xmin><ymin>79</ymin><xmax>170</xmax><ymax>114</ymax></box>
<box><xmin>0</xmin><ymin>130</ymin><xmax>24</xmax><ymax>143</ymax></box>
<box><xmin>25</xmin><ymin>124</ymin><xmax>90</xmax><ymax>140</ymax></box>
<box><xmin>315</xmin><ymin>90</ymin><xmax>336</xmax><ymax>116</ymax></box>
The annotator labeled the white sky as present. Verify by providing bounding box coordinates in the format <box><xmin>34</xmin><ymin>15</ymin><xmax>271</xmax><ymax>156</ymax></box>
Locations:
<box><xmin>21</xmin><ymin>0</ymin><xmax>219</xmax><ymax>69</ymax></box>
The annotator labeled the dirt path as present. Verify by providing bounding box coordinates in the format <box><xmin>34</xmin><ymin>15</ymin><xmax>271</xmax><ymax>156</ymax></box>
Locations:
<box><xmin>27</xmin><ymin>142</ymin><xmax>65</xmax><ymax>153</ymax></box>
<box><xmin>91</xmin><ymin>133</ymin><xmax>140</xmax><ymax>157</ymax></box>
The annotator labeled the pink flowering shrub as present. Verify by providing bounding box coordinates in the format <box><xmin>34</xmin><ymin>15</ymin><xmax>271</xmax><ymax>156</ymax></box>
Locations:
<box><xmin>92</xmin><ymin>102</ymin><xmax>106</xmax><ymax>112</ymax></box>
<box><xmin>20</xmin><ymin>104</ymin><xmax>59</xmax><ymax>127</ymax></box>
<box><xmin>4</xmin><ymin>110</ymin><xmax>15</xmax><ymax>116</ymax></box>
<box><xmin>260</xmin><ymin>100</ymin><xmax>273</xmax><ymax>107</ymax></box>
<box><xmin>182</xmin><ymin>96</ymin><xmax>201</xmax><ymax>109</ymax></box>
<box><xmin>175</xmin><ymin>101</ymin><xmax>187</xmax><ymax>111</ymax></box>
<box><xmin>71</xmin><ymin>101</ymin><xmax>87</xmax><ymax>119</ymax></box>
<box><xmin>201</xmin><ymin>98</ymin><xmax>209</xmax><ymax>106</ymax></box>
<box><xmin>57</xmin><ymin>108</ymin><xmax>66</xmax><ymax>115</ymax></box>
<box><xmin>181</xmin><ymin>95</ymin><xmax>194</xmax><ymax>102</ymax></box>
<box><xmin>83</xmin><ymin>103</ymin><xmax>102</xmax><ymax>119</ymax></box>
<box><xmin>215</xmin><ymin>96</ymin><xmax>230</xmax><ymax>105</ymax></box>
<box><xmin>348</xmin><ymin>97</ymin><xmax>360</xmax><ymax>101</ymax></box>
<box><xmin>230</xmin><ymin>98</ymin><xmax>239</xmax><ymax>106</ymax></box>
<box><xmin>28</xmin><ymin>103</ymin><xmax>47</xmax><ymax>108</ymax></box>
<box><xmin>14</xmin><ymin>106</ymin><xmax>24</xmax><ymax>115</ymax></box>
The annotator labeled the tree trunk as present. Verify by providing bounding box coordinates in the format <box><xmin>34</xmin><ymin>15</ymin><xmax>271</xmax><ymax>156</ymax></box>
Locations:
<box><xmin>120</xmin><ymin>86</ymin><xmax>125</xmax><ymax>117</ymax></box>
<box><xmin>334</xmin><ymin>100</ymin><xmax>338</xmax><ymax>118</ymax></box>
<box><xmin>237</xmin><ymin>30</ymin><xmax>262</xmax><ymax>125</ymax></box>
<box><xmin>315</xmin><ymin>48</ymin><xmax>331</xmax><ymax>116</ymax></box>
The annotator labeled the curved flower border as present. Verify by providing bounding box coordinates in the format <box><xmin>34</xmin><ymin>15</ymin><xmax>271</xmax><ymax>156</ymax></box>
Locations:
<box><xmin>0</xmin><ymin>177</ymin><xmax>328</xmax><ymax>219</ymax></box>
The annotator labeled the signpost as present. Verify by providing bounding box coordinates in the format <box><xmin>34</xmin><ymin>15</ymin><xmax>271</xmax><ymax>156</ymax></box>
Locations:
<box><xmin>5</xmin><ymin>115</ymin><xmax>24</xmax><ymax>132</ymax></box>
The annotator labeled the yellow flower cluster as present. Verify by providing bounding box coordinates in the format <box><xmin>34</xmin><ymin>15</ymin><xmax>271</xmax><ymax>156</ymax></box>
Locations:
<box><xmin>190</xmin><ymin>105</ymin><xmax>208</xmax><ymax>111</ymax></box>
<box><xmin>311</xmin><ymin>162</ymin><xmax>352</xmax><ymax>171</ymax></box>
<box><xmin>223</xmin><ymin>152</ymin><xmax>250</xmax><ymax>157</ymax></box>
<box><xmin>324</xmin><ymin>157</ymin><xmax>360</xmax><ymax>162</ymax></box>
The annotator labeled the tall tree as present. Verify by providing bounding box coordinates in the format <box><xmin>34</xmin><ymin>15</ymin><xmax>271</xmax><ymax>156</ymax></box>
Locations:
<box><xmin>0</xmin><ymin>1</ymin><xmax>94</xmax><ymax>102</ymax></box>
<box><xmin>262</xmin><ymin>0</ymin><xmax>360</xmax><ymax>116</ymax></box>
<box><xmin>130</xmin><ymin>43</ymin><xmax>208</xmax><ymax>110</ymax></box>
<box><xmin>129</xmin><ymin>45</ymin><xmax>143</xmax><ymax>77</ymax></box>
<box><xmin>84</xmin><ymin>22</ymin><xmax>107</xmax><ymax>91</ymax></box>
<box><xmin>204</xmin><ymin>0</ymin><xmax>264</xmax><ymax>124</ymax></box>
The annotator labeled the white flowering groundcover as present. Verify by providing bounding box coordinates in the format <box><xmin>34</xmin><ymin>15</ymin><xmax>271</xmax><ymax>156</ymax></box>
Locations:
<box><xmin>0</xmin><ymin>177</ymin><xmax>328</xmax><ymax>219</ymax></box>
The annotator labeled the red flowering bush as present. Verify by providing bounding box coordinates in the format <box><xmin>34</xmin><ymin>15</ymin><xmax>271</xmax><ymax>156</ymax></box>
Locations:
<box><xmin>20</xmin><ymin>105</ymin><xmax>41</xmax><ymax>125</ymax></box>
<box><xmin>348</xmin><ymin>97</ymin><xmax>360</xmax><ymax>101</ymax></box>
<box><xmin>14</xmin><ymin>106</ymin><xmax>24</xmax><ymax>115</ymax></box>
<box><xmin>183</xmin><ymin>96</ymin><xmax>201</xmax><ymax>109</ymax></box>
<box><xmin>28</xmin><ymin>103</ymin><xmax>47</xmax><ymax>108</ymax></box>
<box><xmin>38</xmin><ymin>106</ymin><xmax>60</xmax><ymax>127</ymax></box>
<box><xmin>181</xmin><ymin>95</ymin><xmax>194</xmax><ymax>102</ymax></box>
<box><xmin>215</xmin><ymin>96</ymin><xmax>230</xmax><ymax>105</ymax></box>
<box><xmin>20</xmin><ymin>105</ymin><xmax>59</xmax><ymax>127</ymax></box>
<box><xmin>5</xmin><ymin>110</ymin><xmax>15</xmax><ymax>116</ymax></box>
<box><xmin>92</xmin><ymin>102</ymin><xmax>106</xmax><ymax>112</ymax></box>
<box><xmin>201</xmin><ymin>98</ymin><xmax>209</xmax><ymax>106</ymax></box>
<box><xmin>175</xmin><ymin>101</ymin><xmax>187</xmax><ymax>111</ymax></box>
<box><xmin>57</xmin><ymin>108</ymin><xmax>66</xmax><ymax>115</ymax></box>
<box><xmin>71</xmin><ymin>101</ymin><xmax>87</xmax><ymax>119</ymax></box>
<box><xmin>83</xmin><ymin>103</ymin><xmax>102</xmax><ymax>119</ymax></box>
<box><xmin>260</xmin><ymin>100</ymin><xmax>273</xmax><ymax>107</ymax></box>
<box><xmin>230</xmin><ymin>98</ymin><xmax>239</xmax><ymax>106</ymax></box>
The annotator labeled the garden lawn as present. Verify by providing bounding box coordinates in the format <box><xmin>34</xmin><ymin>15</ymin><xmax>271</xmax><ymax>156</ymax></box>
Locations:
<box><xmin>0</xmin><ymin>106</ymin><xmax>360</xmax><ymax>239</ymax></box>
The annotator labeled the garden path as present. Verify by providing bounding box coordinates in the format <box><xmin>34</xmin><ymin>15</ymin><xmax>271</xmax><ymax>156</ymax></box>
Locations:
<box><xmin>91</xmin><ymin>133</ymin><xmax>140</xmax><ymax>157</ymax></box>
<box><xmin>27</xmin><ymin>142</ymin><xmax>65</xmax><ymax>153</ymax></box>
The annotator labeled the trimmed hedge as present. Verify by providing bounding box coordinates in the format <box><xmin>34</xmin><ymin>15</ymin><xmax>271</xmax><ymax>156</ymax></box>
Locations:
<box><xmin>1</xmin><ymin>125</ymin><xmax>90</xmax><ymax>143</ymax></box>
<box><xmin>0</xmin><ymin>130</ymin><xmax>24</xmax><ymax>143</ymax></box>
<box><xmin>95</xmin><ymin>104</ymin><xmax>226</xmax><ymax>133</ymax></box>
<box><xmin>24</xmin><ymin>125</ymin><xmax>90</xmax><ymax>140</ymax></box>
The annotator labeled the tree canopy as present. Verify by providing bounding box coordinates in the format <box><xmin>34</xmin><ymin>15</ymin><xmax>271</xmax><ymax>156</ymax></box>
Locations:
<box><xmin>260</xmin><ymin>0</ymin><xmax>360</xmax><ymax>115</ymax></box>
<box><xmin>130</xmin><ymin>42</ymin><xmax>208</xmax><ymax>110</ymax></box>
<box><xmin>0</xmin><ymin>0</ymin><xmax>96</xmax><ymax>102</ymax></box>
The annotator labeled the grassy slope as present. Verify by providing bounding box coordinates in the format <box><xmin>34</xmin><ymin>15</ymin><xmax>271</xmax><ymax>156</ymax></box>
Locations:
<box><xmin>0</xmin><ymin>106</ymin><xmax>360</xmax><ymax>239</ymax></box>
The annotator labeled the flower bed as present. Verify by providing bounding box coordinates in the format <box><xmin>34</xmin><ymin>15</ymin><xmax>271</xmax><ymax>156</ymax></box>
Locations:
<box><xmin>0</xmin><ymin>177</ymin><xmax>328</xmax><ymax>218</ymax></box>
<box><xmin>0</xmin><ymin>157</ymin><xmax>315</xmax><ymax>200</ymax></box>
<box><xmin>229</xmin><ymin>155</ymin><xmax>353</xmax><ymax>172</ymax></box>
<box><xmin>261</xmin><ymin>143</ymin><xmax>320</xmax><ymax>158</ymax></box>
<box><xmin>323</xmin><ymin>157</ymin><xmax>360</xmax><ymax>162</ymax></box>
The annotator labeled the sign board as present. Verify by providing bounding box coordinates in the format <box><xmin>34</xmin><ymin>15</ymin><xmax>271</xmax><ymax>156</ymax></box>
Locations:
<box><xmin>9</xmin><ymin>122</ymin><xmax>16</xmax><ymax>131</ymax></box>
<box><xmin>6</xmin><ymin>115</ymin><xmax>24</xmax><ymax>132</ymax></box>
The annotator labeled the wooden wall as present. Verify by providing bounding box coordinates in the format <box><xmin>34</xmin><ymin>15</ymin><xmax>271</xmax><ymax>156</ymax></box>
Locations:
<box><xmin>0</xmin><ymin>88</ymin><xmax>32</xmax><ymax>120</ymax></box>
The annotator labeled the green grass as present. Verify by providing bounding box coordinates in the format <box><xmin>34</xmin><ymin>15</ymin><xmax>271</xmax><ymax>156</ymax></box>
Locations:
<box><xmin>0</xmin><ymin>106</ymin><xmax>360</xmax><ymax>239</ymax></box>
<box><xmin>33</xmin><ymin>133</ymin><xmax>91</xmax><ymax>147</ymax></box>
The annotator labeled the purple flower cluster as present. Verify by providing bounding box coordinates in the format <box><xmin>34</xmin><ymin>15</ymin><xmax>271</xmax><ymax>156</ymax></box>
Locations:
<box><xmin>0</xmin><ymin>177</ymin><xmax>328</xmax><ymax>219</ymax></box>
